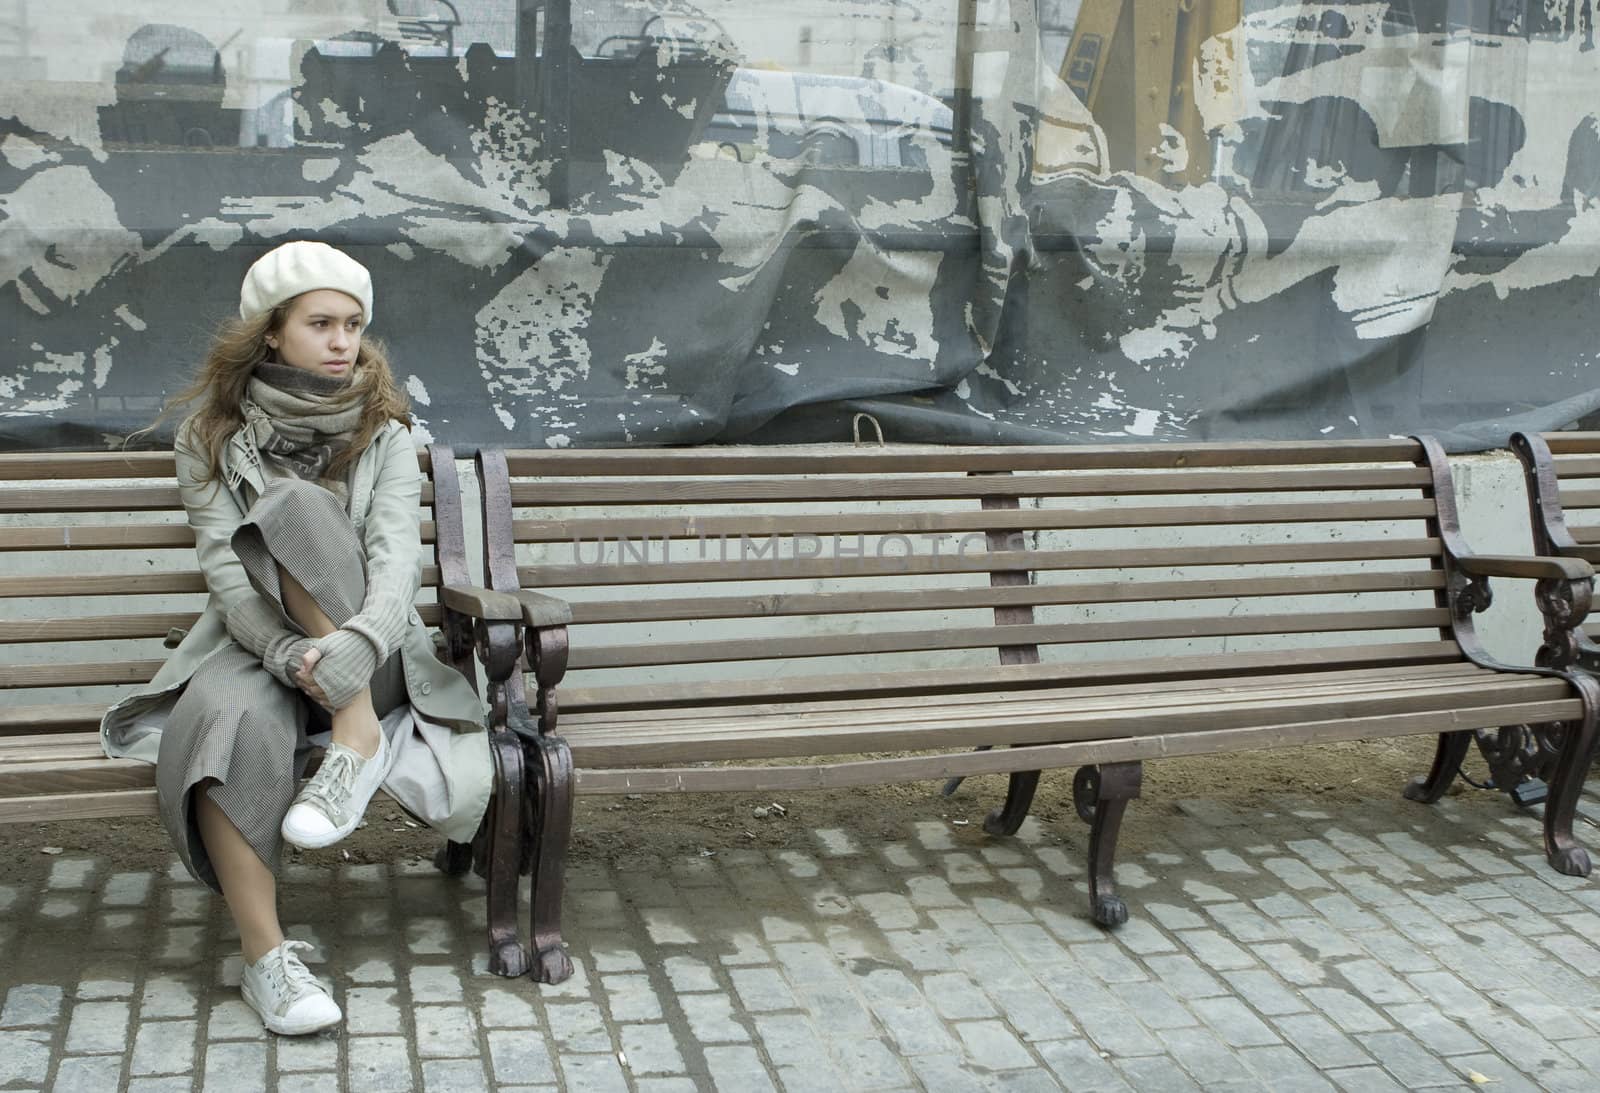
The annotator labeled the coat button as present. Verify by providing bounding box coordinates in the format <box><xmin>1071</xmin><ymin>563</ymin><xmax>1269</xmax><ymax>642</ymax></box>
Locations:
<box><xmin>409</xmin><ymin>609</ymin><xmax>421</xmax><ymax>626</ymax></box>
<box><xmin>420</xmin><ymin>682</ymin><xmax>432</xmax><ymax>695</ymax></box>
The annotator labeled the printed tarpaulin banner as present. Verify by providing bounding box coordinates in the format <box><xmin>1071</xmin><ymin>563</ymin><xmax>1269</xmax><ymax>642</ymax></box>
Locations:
<box><xmin>1</xmin><ymin>1</ymin><xmax>1597</xmax><ymax>452</ymax></box>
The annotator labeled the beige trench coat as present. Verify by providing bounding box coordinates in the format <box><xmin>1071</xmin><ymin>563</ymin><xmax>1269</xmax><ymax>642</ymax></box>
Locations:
<box><xmin>101</xmin><ymin>418</ymin><xmax>491</xmax><ymax>843</ymax></box>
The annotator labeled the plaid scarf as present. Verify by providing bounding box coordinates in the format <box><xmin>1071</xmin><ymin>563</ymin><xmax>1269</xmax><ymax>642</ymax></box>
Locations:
<box><xmin>241</xmin><ymin>362</ymin><xmax>363</xmax><ymax>507</ymax></box>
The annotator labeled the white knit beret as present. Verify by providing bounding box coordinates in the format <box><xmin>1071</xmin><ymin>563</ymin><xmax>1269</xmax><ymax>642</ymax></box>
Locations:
<box><xmin>239</xmin><ymin>241</ymin><xmax>374</xmax><ymax>324</ymax></box>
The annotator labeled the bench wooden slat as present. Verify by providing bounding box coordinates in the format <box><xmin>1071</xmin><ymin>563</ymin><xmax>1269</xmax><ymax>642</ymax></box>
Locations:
<box><xmin>557</xmin><ymin>640</ymin><xmax>1466</xmax><ymax>711</ymax></box>
<box><xmin>4</xmin><ymin>602</ymin><xmax>445</xmax><ymax>644</ymax></box>
<box><xmin>0</xmin><ymin>759</ymin><xmax>154</xmax><ymax>797</ymax></box>
<box><xmin>566</xmin><ymin>608</ymin><xmax>1453</xmax><ymax>670</ymax></box>
<box><xmin>1557</xmin><ymin>490</ymin><xmax>1600</xmax><ymax>510</ymax></box>
<box><xmin>0</xmin><ymin>484</ymin><xmax>435</xmax><ymax>512</ymax></box>
<box><xmin>571</xmin><ymin>698</ymin><xmax>1583</xmax><ymax>794</ymax></box>
<box><xmin>2</xmin><ymin>661</ymin><xmax>165</xmax><ymax>689</ymax></box>
<box><xmin>509</xmin><ymin>499</ymin><xmax>1436</xmax><ymax>544</ymax></box>
<box><xmin>0</xmin><ymin>566</ymin><xmax>445</xmax><ymax>598</ymax></box>
<box><xmin>0</xmin><ymin>788</ymin><xmax>158</xmax><ymax>822</ymax></box>
<box><xmin>567</xmin><ymin>673</ymin><xmax>1532</xmax><ymax>750</ymax></box>
<box><xmin>564</xmin><ymin>570</ymin><xmax>1448</xmax><ymax>625</ymax></box>
<box><xmin>0</xmin><ymin>524</ymin><xmax>439</xmax><ymax>551</ymax></box>
<box><xmin>0</xmin><ymin>730</ymin><xmax>104</xmax><ymax>752</ymax></box>
<box><xmin>507</xmin><ymin>468</ymin><xmax>1431</xmax><ymax>506</ymax></box>
<box><xmin>560</xmin><ymin>660</ymin><xmax>1490</xmax><ymax>726</ymax></box>
<box><xmin>1547</xmin><ymin>455</ymin><xmax>1600</xmax><ymax>476</ymax></box>
<box><xmin>521</xmin><ymin>537</ymin><xmax>1444</xmax><ymax>587</ymax></box>
<box><xmin>0</xmin><ymin>573</ymin><xmax>209</xmax><ymax>597</ymax></box>
<box><xmin>564</xmin><ymin>674</ymin><xmax>1560</xmax><ymax>761</ymax></box>
<box><xmin>0</xmin><ymin>452</ymin><xmax>176</xmax><ymax>479</ymax></box>
<box><xmin>501</xmin><ymin>439</ymin><xmax>1423</xmax><ymax>476</ymax></box>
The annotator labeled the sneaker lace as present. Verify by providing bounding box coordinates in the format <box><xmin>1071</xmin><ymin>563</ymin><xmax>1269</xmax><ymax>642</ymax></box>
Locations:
<box><xmin>301</xmin><ymin>748</ymin><xmax>361</xmax><ymax>818</ymax></box>
<box><xmin>267</xmin><ymin>941</ymin><xmax>324</xmax><ymax>1001</ymax></box>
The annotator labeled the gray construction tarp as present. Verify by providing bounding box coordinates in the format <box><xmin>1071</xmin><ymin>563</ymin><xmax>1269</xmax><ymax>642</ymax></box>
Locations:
<box><xmin>1</xmin><ymin>1</ymin><xmax>1597</xmax><ymax>451</ymax></box>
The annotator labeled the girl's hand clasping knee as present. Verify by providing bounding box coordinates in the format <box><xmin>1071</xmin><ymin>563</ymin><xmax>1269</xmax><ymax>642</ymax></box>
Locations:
<box><xmin>293</xmin><ymin>647</ymin><xmax>334</xmax><ymax>711</ymax></box>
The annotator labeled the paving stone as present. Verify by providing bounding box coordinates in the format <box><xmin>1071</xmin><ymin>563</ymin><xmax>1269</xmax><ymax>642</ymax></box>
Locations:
<box><xmin>550</xmin><ymin>1054</ymin><xmax>627</xmax><ymax>1093</ymax></box>
<box><xmin>485</xmin><ymin>1029</ymin><xmax>558</xmax><ymax>1085</ymax></box>
<box><xmin>679</xmin><ymin>992</ymin><xmax>749</xmax><ymax>1044</ymax></box>
<box><xmin>1189</xmin><ymin>996</ymin><xmax>1281</xmax><ymax>1048</ymax></box>
<box><xmin>1222</xmin><ymin>969</ymin><xmax>1308</xmax><ymax>1016</ymax></box>
<box><xmin>1176</xmin><ymin>929</ymin><xmax>1256</xmax><ymax>971</ymax></box>
<box><xmin>1382</xmin><ymin>1003</ymin><xmax>1486</xmax><ymax>1056</ymax></box>
<box><xmin>1113</xmin><ymin>1053</ymin><xmax>1203</xmax><ymax>1093</ymax></box>
<box><xmin>1111</xmin><ymin>981</ymin><xmax>1198</xmax><ymax>1032</ymax></box>
<box><xmin>1144</xmin><ymin>954</ymin><xmax>1229</xmax><ymax>1000</ymax></box>
<box><xmin>274</xmin><ymin>1034</ymin><xmax>338</xmax><ymax>1072</ymax></box>
<box><xmin>0</xmin><ymin>1029</ymin><xmax>50</xmax><ymax>1085</ymax></box>
<box><xmin>202</xmin><ymin>1041</ymin><xmax>266</xmax><ymax>1093</ymax></box>
<box><xmin>828</xmin><ymin>1035</ymin><xmax>913</xmax><ymax>1089</ymax></box>
<box><xmin>1443</xmin><ymin>1055</ymin><xmax>1547</xmax><ymax>1093</ymax></box>
<box><xmin>345</xmin><ymin>987</ymin><xmax>404</xmax><ymax>1036</ymax></box>
<box><xmin>987</xmin><ymin>984</ymin><xmax>1077</xmax><ymax>1042</ymax></box>
<box><xmin>1069</xmin><ymin>941</ymin><xmax>1148</xmax><ymax>984</ymax></box>
<box><xmin>409</xmin><ymin>966</ymin><xmax>464</xmax><ymax>1003</ymax></box>
<box><xmin>662</xmin><ymin>955</ymin><xmax>720</xmax><ymax>993</ymax></box>
<box><xmin>65</xmin><ymin>999</ymin><xmax>131</xmax><ymax>1054</ymax></box>
<box><xmin>1044</xmin><ymin>980</ymin><xmax>1163</xmax><ymax>1057</ymax></box>
<box><xmin>130</xmin><ymin>1019</ymin><xmax>198</xmax><ymax>1076</ymax></box>
<box><xmin>953</xmin><ymin>1019</ymin><xmax>1035</xmax><ymax>1070</ymax></box>
<box><xmin>619</xmin><ymin>1022</ymin><xmax>685</xmax><ymax>1076</ymax></box>
<box><xmin>414</xmin><ymin>1005</ymin><xmax>479</xmax><ymax>1058</ymax></box>
<box><xmin>1301</xmin><ymin>987</ymin><xmax>1396</xmax><ymax>1036</ymax></box>
<box><xmin>1355</xmin><ymin>1030</ymin><xmax>1463</xmax><ymax>1087</ymax></box>
<box><xmin>477</xmin><ymin>986</ymin><xmax>538</xmax><ymax>1028</ymax></box>
<box><xmin>1252</xmin><ymin>944</ymin><xmax>1328</xmax><ymax>987</ymax></box>
<box><xmin>139</xmin><ymin>976</ymin><xmax>199</xmax><ymax>1020</ymax></box>
<box><xmin>702</xmin><ymin>1045</ymin><xmax>778</xmax><ymax>1092</ymax></box>
<box><xmin>1326</xmin><ymin>1065</ymin><xmax>1407</xmax><ymax>1093</ymax></box>
<box><xmin>1336</xmin><ymin>960</ymin><xmax>1423</xmax><ymax>1006</ymax></box>
<box><xmin>102</xmin><ymin>872</ymin><xmax>153</xmax><ymax>907</ymax></box>
<box><xmin>1036</xmin><ymin>1039</ymin><xmax>1134</xmax><ymax>1092</ymax></box>
<box><xmin>0</xmin><ymin>983</ymin><xmax>63</xmax><ymax>1028</ymax></box>
<box><xmin>1240</xmin><ymin>1044</ymin><xmax>1337</xmax><ymax>1091</ymax></box>
<box><xmin>127</xmin><ymin>1078</ymin><xmax>195</xmax><ymax>1093</ymax></box>
<box><xmin>728</xmin><ymin>966</ymin><xmax>798</xmax><ymax>1012</ymax></box>
<box><xmin>51</xmin><ymin>1054</ymin><xmax>125</xmax><ymax>1092</ymax></box>
<box><xmin>1274</xmin><ymin>1013</ymin><xmax>1373</xmax><ymax>1069</ymax></box>
<box><xmin>1145</xmin><ymin>903</ymin><xmax>1206</xmax><ymax>931</ymax></box>
<box><xmin>1206</xmin><ymin>902</ymin><xmax>1286</xmax><ymax>943</ymax></box>
<box><xmin>348</xmin><ymin>1034</ymin><xmax>415</xmax><ymax>1092</ymax></box>
<box><xmin>874</xmin><ymin>1003</ymin><xmax>961</xmax><ymax>1056</ymax></box>
<box><xmin>546</xmin><ymin>1001</ymin><xmax>612</xmax><ymax>1053</ymax></box>
<box><xmin>1156</xmin><ymin>1026</ymin><xmax>1256</xmax><ymax>1086</ymax></box>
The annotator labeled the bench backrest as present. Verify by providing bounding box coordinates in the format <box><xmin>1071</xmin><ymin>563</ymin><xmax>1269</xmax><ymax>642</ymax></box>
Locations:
<box><xmin>1520</xmin><ymin>432</ymin><xmax>1600</xmax><ymax>564</ymax></box>
<box><xmin>0</xmin><ymin>448</ymin><xmax>457</xmax><ymax>737</ymax></box>
<box><xmin>483</xmin><ymin>439</ymin><xmax>1466</xmax><ymax>709</ymax></box>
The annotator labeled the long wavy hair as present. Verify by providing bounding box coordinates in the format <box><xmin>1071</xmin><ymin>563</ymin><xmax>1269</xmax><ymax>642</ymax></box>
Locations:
<box><xmin>149</xmin><ymin>300</ymin><xmax>412</xmax><ymax>485</ymax></box>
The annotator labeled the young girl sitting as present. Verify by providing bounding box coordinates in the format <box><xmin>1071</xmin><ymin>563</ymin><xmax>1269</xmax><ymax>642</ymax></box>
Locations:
<box><xmin>103</xmin><ymin>241</ymin><xmax>490</xmax><ymax>1035</ymax></box>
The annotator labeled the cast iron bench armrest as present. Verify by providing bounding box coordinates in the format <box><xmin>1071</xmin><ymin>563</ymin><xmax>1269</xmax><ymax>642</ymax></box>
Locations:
<box><xmin>1455</xmin><ymin>555</ymin><xmax>1593</xmax><ymax>582</ymax></box>
<box><xmin>440</xmin><ymin>584</ymin><xmax>575</xmax><ymax>628</ymax></box>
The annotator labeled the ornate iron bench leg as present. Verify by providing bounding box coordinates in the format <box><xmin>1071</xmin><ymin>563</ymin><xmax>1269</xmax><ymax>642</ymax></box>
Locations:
<box><xmin>484</xmin><ymin>731</ymin><xmax>531</xmax><ymax>977</ymax></box>
<box><xmin>984</xmin><ymin>770</ymin><xmax>1041</xmax><ymax>836</ymax></box>
<box><xmin>1075</xmin><ymin>761</ymin><xmax>1142</xmax><ymax>928</ymax></box>
<box><xmin>1403</xmin><ymin>730</ymin><xmax>1472</xmax><ymax>804</ymax></box>
<box><xmin>527</xmin><ymin>733</ymin><xmax>576</xmax><ymax>984</ymax></box>
<box><xmin>1543</xmin><ymin>704</ymin><xmax>1599</xmax><ymax>877</ymax></box>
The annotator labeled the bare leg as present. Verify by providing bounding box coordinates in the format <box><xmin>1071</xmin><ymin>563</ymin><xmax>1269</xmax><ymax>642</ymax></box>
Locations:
<box><xmin>195</xmin><ymin>781</ymin><xmax>283</xmax><ymax>963</ymax></box>
<box><xmin>279</xmin><ymin>568</ymin><xmax>382</xmax><ymax>758</ymax></box>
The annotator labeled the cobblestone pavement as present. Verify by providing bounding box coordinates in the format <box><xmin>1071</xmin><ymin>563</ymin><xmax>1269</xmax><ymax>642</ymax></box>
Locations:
<box><xmin>6</xmin><ymin>789</ymin><xmax>1600</xmax><ymax>1092</ymax></box>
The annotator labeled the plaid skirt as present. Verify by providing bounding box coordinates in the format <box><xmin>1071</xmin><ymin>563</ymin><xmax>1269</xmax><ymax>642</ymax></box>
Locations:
<box><xmin>155</xmin><ymin>478</ymin><xmax>405</xmax><ymax>892</ymax></box>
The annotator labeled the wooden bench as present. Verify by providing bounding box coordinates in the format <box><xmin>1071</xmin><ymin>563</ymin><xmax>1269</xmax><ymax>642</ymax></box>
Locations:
<box><xmin>457</xmin><ymin>437</ymin><xmax>1600</xmax><ymax>983</ymax></box>
<box><xmin>0</xmin><ymin>445</ymin><xmax>537</xmax><ymax>977</ymax></box>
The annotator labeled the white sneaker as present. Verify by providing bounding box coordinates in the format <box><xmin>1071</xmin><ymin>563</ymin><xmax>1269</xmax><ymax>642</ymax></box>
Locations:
<box><xmin>281</xmin><ymin>732</ymin><xmax>395</xmax><ymax>850</ymax></box>
<box><xmin>240</xmin><ymin>940</ymin><xmax>341</xmax><ymax>1036</ymax></box>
